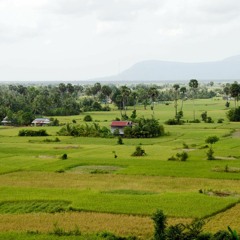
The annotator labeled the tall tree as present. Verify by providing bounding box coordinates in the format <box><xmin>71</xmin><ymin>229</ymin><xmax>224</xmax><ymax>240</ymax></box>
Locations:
<box><xmin>189</xmin><ymin>79</ymin><xmax>198</xmax><ymax>120</ymax></box>
<box><xmin>101</xmin><ymin>85</ymin><xmax>112</xmax><ymax>105</ymax></box>
<box><xmin>120</xmin><ymin>86</ymin><xmax>131</xmax><ymax>116</ymax></box>
<box><xmin>148</xmin><ymin>87</ymin><xmax>159</xmax><ymax>115</ymax></box>
<box><xmin>230</xmin><ymin>82</ymin><xmax>240</xmax><ymax>108</ymax></box>
<box><xmin>179</xmin><ymin>86</ymin><xmax>187</xmax><ymax>112</ymax></box>
<box><xmin>173</xmin><ymin>84</ymin><xmax>180</xmax><ymax>118</ymax></box>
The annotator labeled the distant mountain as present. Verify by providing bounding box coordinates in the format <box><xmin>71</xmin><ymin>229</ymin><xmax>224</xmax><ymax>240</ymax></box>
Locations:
<box><xmin>90</xmin><ymin>55</ymin><xmax>240</xmax><ymax>83</ymax></box>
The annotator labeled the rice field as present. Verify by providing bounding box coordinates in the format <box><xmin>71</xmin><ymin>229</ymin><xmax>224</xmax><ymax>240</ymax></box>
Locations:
<box><xmin>0</xmin><ymin>99</ymin><xmax>240</xmax><ymax>239</ymax></box>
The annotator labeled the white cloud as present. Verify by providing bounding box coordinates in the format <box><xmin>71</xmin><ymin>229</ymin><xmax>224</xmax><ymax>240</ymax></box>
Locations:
<box><xmin>1</xmin><ymin>0</ymin><xmax>240</xmax><ymax>80</ymax></box>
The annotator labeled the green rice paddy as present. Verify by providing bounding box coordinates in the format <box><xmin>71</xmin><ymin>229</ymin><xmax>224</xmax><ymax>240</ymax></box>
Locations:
<box><xmin>0</xmin><ymin>98</ymin><xmax>240</xmax><ymax>238</ymax></box>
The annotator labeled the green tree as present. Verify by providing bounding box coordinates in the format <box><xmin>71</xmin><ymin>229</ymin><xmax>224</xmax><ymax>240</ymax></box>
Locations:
<box><xmin>120</xmin><ymin>86</ymin><xmax>131</xmax><ymax>116</ymax></box>
<box><xmin>205</xmin><ymin>136</ymin><xmax>219</xmax><ymax>160</ymax></box>
<box><xmin>179</xmin><ymin>86</ymin><xmax>187</xmax><ymax>112</ymax></box>
<box><xmin>189</xmin><ymin>79</ymin><xmax>198</xmax><ymax>120</ymax></box>
<box><xmin>230</xmin><ymin>82</ymin><xmax>240</xmax><ymax>108</ymax></box>
<box><xmin>152</xmin><ymin>210</ymin><xmax>167</xmax><ymax>240</ymax></box>
<box><xmin>148</xmin><ymin>87</ymin><xmax>159</xmax><ymax>115</ymax></box>
<box><xmin>173</xmin><ymin>84</ymin><xmax>180</xmax><ymax>118</ymax></box>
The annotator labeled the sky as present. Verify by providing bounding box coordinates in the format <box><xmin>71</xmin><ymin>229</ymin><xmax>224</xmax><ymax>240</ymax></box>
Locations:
<box><xmin>1</xmin><ymin>0</ymin><xmax>240</xmax><ymax>81</ymax></box>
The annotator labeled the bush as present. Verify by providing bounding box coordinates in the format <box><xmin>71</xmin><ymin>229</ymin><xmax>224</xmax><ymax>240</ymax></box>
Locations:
<box><xmin>131</xmin><ymin>146</ymin><xmax>146</xmax><ymax>156</ymax></box>
<box><xmin>61</xmin><ymin>154</ymin><xmax>68</xmax><ymax>160</ymax></box>
<box><xmin>206</xmin><ymin>148</ymin><xmax>214</xmax><ymax>160</ymax></box>
<box><xmin>84</xmin><ymin>115</ymin><xmax>93</xmax><ymax>122</ymax></box>
<box><xmin>152</xmin><ymin>210</ymin><xmax>167</xmax><ymax>240</ymax></box>
<box><xmin>57</xmin><ymin>123</ymin><xmax>112</xmax><ymax>138</ymax></box>
<box><xmin>206</xmin><ymin>116</ymin><xmax>214</xmax><ymax>123</ymax></box>
<box><xmin>152</xmin><ymin>210</ymin><xmax>239</xmax><ymax>240</ymax></box>
<box><xmin>51</xmin><ymin>223</ymin><xmax>81</xmax><ymax>236</ymax></box>
<box><xmin>227</xmin><ymin>107</ymin><xmax>240</xmax><ymax>121</ymax></box>
<box><xmin>189</xmin><ymin>119</ymin><xmax>201</xmax><ymax>123</ymax></box>
<box><xmin>176</xmin><ymin>151</ymin><xmax>188</xmax><ymax>161</ymax></box>
<box><xmin>165</xmin><ymin>118</ymin><xmax>184</xmax><ymax>125</ymax></box>
<box><xmin>217</xmin><ymin>118</ymin><xmax>224</xmax><ymax>123</ymax></box>
<box><xmin>125</xmin><ymin>117</ymin><xmax>165</xmax><ymax>138</ymax></box>
<box><xmin>18</xmin><ymin>129</ymin><xmax>49</xmax><ymax>136</ymax></box>
<box><xmin>168</xmin><ymin>151</ymin><xmax>188</xmax><ymax>161</ymax></box>
<box><xmin>117</xmin><ymin>136</ymin><xmax>123</xmax><ymax>145</ymax></box>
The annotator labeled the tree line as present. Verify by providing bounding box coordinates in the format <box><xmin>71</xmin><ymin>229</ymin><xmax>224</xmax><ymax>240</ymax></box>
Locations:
<box><xmin>1</xmin><ymin>80</ymin><xmax>240</xmax><ymax>125</ymax></box>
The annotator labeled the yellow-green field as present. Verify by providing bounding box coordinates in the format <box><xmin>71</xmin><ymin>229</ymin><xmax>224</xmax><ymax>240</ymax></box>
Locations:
<box><xmin>0</xmin><ymin>99</ymin><xmax>240</xmax><ymax>239</ymax></box>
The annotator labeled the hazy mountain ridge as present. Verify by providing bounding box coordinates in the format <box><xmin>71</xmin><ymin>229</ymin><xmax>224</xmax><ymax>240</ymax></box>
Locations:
<box><xmin>90</xmin><ymin>55</ymin><xmax>240</xmax><ymax>83</ymax></box>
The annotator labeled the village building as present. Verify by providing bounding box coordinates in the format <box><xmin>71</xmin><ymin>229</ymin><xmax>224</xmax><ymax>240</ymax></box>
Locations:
<box><xmin>110</xmin><ymin>121</ymin><xmax>133</xmax><ymax>135</ymax></box>
<box><xmin>31</xmin><ymin>118</ymin><xmax>51</xmax><ymax>126</ymax></box>
<box><xmin>1</xmin><ymin>117</ymin><xmax>11</xmax><ymax>126</ymax></box>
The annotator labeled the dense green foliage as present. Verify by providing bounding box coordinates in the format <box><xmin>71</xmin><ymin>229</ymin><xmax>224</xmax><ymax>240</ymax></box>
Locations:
<box><xmin>18</xmin><ymin>129</ymin><xmax>49</xmax><ymax>136</ymax></box>
<box><xmin>124</xmin><ymin>118</ymin><xmax>164</xmax><ymax>138</ymax></box>
<box><xmin>227</xmin><ymin>107</ymin><xmax>240</xmax><ymax>121</ymax></box>
<box><xmin>0</xmin><ymin>84</ymin><xmax>82</xmax><ymax>125</ymax></box>
<box><xmin>1</xmin><ymin>82</ymin><xmax>240</xmax><ymax>239</ymax></box>
<box><xmin>152</xmin><ymin>210</ymin><xmax>238</xmax><ymax>240</ymax></box>
<box><xmin>57</xmin><ymin>123</ymin><xmax>111</xmax><ymax>137</ymax></box>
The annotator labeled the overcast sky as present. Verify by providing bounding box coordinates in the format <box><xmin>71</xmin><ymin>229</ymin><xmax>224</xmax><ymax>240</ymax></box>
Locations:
<box><xmin>1</xmin><ymin>0</ymin><xmax>240</xmax><ymax>81</ymax></box>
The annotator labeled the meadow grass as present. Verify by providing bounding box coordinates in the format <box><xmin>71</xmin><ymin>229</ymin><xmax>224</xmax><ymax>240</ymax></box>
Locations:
<box><xmin>0</xmin><ymin>99</ymin><xmax>240</xmax><ymax>238</ymax></box>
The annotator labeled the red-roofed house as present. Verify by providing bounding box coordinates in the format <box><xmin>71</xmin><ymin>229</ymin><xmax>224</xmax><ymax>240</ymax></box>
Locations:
<box><xmin>110</xmin><ymin>121</ymin><xmax>133</xmax><ymax>135</ymax></box>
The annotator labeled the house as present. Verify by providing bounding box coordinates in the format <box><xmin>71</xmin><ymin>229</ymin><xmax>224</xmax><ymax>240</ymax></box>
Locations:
<box><xmin>31</xmin><ymin>118</ymin><xmax>51</xmax><ymax>126</ymax></box>
<box><xmin>1</xmin><ymin>117</ymin><xmax>11</xmax><ymax>126</ymax></box>
<box><xmin>110</xmin><ymin>121</ymin><xmax>133</xmax><ymax>135</ymax></box>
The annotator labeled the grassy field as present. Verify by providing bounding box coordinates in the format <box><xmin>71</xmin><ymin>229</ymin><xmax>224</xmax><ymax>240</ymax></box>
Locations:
<box><xmin>0</xmin><ymin>98</ymin><xmax>240</xmax><ymax>239</ymax></box>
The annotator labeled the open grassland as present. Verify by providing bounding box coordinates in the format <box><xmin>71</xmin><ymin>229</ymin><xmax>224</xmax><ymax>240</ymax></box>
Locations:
<box><xmin>0</xmin><ymin>99</ymin><xmax>240</xmax><ymax>238</ymax></box>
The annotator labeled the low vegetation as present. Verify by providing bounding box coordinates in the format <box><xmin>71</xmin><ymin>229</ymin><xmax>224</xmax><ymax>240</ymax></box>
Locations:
<box><xmin>1</xmin><ymin>81</ymin><xmax>240</xmax><ymax>239</ymax></box>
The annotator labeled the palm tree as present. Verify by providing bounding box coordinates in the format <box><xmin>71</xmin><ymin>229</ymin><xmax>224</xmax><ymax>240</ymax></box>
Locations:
<box><xmin>179</xmin><ymin>86</ymin><xmax>187</xmax><ymax>112</ymax></box>
<box><xmin>173</xmin><ymin>84</ymin><xmax>180</xmax><ymax>118</ymax></box>
<box><xmin>148</xmin><ymin>87</ymin><xmax>159</xmax><ymax>116</ymax></box>
<box><xmin>120</xmin><ymin>86</ymin><xmax>131</xmax><ymax>116</ymax></box>
<box><xmin>189</xmin><ymin>79</ymin><xmax>198</xmax><ymax>120</ymax></box>
<box><xmin>230</xmin><ymin>82</ymin><xmax>240</xmax><ymax>108</ymax></box>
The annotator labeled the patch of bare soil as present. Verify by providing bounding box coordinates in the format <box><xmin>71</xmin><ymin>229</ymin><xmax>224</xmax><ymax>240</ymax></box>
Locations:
<box><xmin>54</xmin><ymin>145</ymin><xmax>79</xmax><ymax>149</ymax></box>
<box><xmin>200</xmin><ymin>189</ymin><xmax>239</xmax><ymax>197</ymax></box>
<box><xmin>232</xmin><ymin>130</ymin><xmax>240</xmax><ymax>137</ymax></box>
<box><xmin>69</xmin><ymin>165</ymin><xmax>123</xmax><ymax>174</ymax></box>
<box><xmin>38</xmin><ymin>155</ymin><xmax>56</xmax><ymax>159</ymax></box>
<box><xmin>215</xmin><ymin>156</ymin><xmax>237</xmax><ymax>160</ymax></box>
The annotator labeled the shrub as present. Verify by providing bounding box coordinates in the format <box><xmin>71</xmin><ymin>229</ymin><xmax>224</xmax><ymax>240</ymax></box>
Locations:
<box><xmin>206</xmin><ymin>116</ymin><xmax>214</xmax><ymax>123</ymax></box>
<box><xmin>227</xmin><ymin>107</ymin><xmax>240</xmax><ymax>121</ymax></box>
<box><xmin>57</xmin><ymin>123</ymin><xmax>111</xmax><ymax>138</ymax></box>
<box><xmin>201</xmin><ymin>111</ymin><xmax>207</xmax><ymax>122</ymax></box>
<box><xmin>61</xmin><ymin>154</ymin><xmax>68</xmax><ymax>160</ymax></box>
<box><xmin>51</xmin><ymin>223</ymin><xmax>81</xmax><ymax>236</ymax></box>
<box><xmin>225</xmin><ymin>101</ymin><xmax>230</xmax><ymax>108</ymax></box>
<box><xmin>49</xmin><ymin>118</ymin><xmax>60</xmax><ymax>126</ymax></box>
<box><xmin>217</xmin><ymin>118</ymin><xmax>224</xmax><ymax>123</ymax></box>
<box><xmin>168</xmin><ymin>152</ymin><xmax>188</xmax><ymax>161</ymax></box>
<box><xmin>84</xmin><ymin>115</ymin><xmax>92</xmax><ymax>122</ymax></box>
<box><xmin>131</xmin><ymin>146</ymin><xmax>146</xmax><ymax>156</ymax></box>
<box><xmin>18</xmin><ymin>129</ymin><xmax>49</xmax><ymax>136</ymax></box>
<box><xmin>117</xmin><ymin>136</ymin><xmax>123</xmax><ymax>145</ymax></box>
<box><xmin>189</xmin><ymin>119</ymin><xmax>201</xmax><ymax>123</ymax></box>
<box><xmin>176</xmin><ymin>151</ymin><xmax>188</xmax><ymax>161</ymax></box>
<box><xmin>213</xmin><ymin>230</ymin><xmax>231</xmax><ymax>239</ymax></box>
<box><xmin>206</xmin><ymin>148</ymin><xmax>214</xmax><ymax>160</ymax></box>
<box><xmin>152</xmin><ymin>210</ymin><xmax>167</xmax><ymax>240</ymax></box>
<box><xmin>152</xmin><ymin>210</ymin><xmax>239</xmax><ymax>240</ymax></box>
<box><xmin>183</xmin><ymin>142</ymin><xmax>189</xmax><ymax>149</ymax></box>
<box><xmin>165</xmin><ymin>118</ymin><xmax>184</xmax><ymax>125</ymax></box>
<box><xmin>125</xmin><ymin>117</ymin><xmax>165</xmax><ymax>138</ymax></box>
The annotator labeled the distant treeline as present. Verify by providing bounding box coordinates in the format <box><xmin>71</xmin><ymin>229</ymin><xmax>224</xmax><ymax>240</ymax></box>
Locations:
<box><xmin>0</xmin><ymin>81</ymin><xmax>239</xmax><ymax>125</ymax></box>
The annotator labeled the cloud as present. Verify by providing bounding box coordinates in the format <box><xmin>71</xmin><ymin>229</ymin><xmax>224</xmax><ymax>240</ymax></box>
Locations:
<box><xmin>0</xmin><ymin>0</ymin><xmax>50</xmax><ymax>42</ymax></box>
<box><xmin>50</xmin><ymin>0</ymin><xmax>164</xmax><ymax>21</ymax></box>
